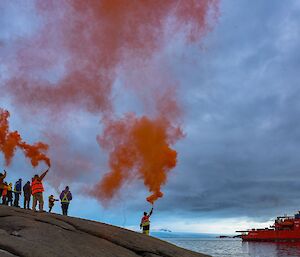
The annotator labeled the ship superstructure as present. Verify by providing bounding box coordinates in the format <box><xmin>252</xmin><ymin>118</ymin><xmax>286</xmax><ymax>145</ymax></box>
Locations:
<box><xmin>237</xmin><ymin>212</ymin><xmax>300</xmax><ymax>241</ymax></box>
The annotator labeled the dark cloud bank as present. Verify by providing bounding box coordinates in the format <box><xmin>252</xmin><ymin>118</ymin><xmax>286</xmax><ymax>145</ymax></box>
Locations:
<box><xmin>162</xmin><ymin>0</ymin><xmax>300</xmax><ymax>220</ymax></box>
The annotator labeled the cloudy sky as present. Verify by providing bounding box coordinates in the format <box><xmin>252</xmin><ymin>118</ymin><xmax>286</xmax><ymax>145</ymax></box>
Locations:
<box><xmin>1</xmin><ymin>0</ymin><xmax>300</xmax><ymax>234</ymax></box>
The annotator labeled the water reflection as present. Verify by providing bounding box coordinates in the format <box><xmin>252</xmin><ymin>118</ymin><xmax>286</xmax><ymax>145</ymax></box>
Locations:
<box><xmin>163</xmin><ymin>238</ymin><xmax>300</xmax><ymax>257</ymax></box>
<box><xmin>243</xmin><ymin>241</ymin><xmax>300</xmax><ymax>257</ymax></box>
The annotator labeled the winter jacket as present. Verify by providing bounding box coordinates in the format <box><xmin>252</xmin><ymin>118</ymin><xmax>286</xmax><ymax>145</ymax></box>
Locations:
<box><xmin>14</xmin><ymin>180</ymin><xmax>22</xmax><ymax>193</ymax></box>
<box><xmin>0</xmin><ymin>172</ymin><xmax>7</xmax><ymax>189</ymax></box>
<box><xmin>60</xmin><ymin>190</ymin><xmax>72</xmax><ymax>203</ymax></box>
<box><xmin>23</xmin><ymin>183</ymin><xmax>31</xmax><ymax>198</ymax></box>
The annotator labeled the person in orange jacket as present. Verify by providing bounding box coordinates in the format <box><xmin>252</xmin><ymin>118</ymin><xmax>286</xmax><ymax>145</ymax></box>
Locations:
<box><xmin>0</xmin><ymin>170</ymin><xmax>7</xmax><ymax>197</ymax></box>
<box><xmin>31</xmin><ymin>169</ymin><xmax>49</xmax><ymax>212</ymax></box>
<box><xmin>140</xmin><ymin>206</ymin><xmax>154</xmax><ymax>235</ymax></box>
<box><xmin>2</xmin><ymin>182</ymin><xmax>8</xmax><ymax>205</ymax></box>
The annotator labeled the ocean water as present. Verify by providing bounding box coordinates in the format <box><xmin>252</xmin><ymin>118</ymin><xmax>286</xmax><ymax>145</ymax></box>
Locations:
<box><xmin>161</xmin><ymin>238</ymin><xmax>300</xmax><ymax>257</ymax></box>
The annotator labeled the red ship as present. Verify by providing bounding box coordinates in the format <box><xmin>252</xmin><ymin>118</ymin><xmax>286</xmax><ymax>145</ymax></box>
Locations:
<box><xmin>237</xmin><ymin>212</ymin><xmax>300</xmax><ymax>242</ymax></box>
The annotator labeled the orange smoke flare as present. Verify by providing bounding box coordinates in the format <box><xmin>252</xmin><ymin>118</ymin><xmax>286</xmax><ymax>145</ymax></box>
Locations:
<box><xmin>92</xmin><ymin>114</ymin><xmax>183</xmax><ymax>204</ymax></box>
<box><xmin>0</xmin><ymin>109</ymin><xmax>51</xmax><ymax>167</ymax></box>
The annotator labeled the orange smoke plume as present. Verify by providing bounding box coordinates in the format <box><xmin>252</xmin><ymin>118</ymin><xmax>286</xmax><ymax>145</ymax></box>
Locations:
<box><xmin>0</xmin><ymin>109</ymin><xmax>50</xmax><ymax>167</ymax></box>
<box><xmin>92</xmin><ymin>114</ymin><xmax>183</xmax><ymax>204</ymax></box>
<box><xmin>3</xmin><ymin>0</ymin><xmax>219</xmax><ymax>203</ymax></box>
<box><xmin>6</xmin><ymin>0</ymin><xmax>219</xmax><ymax>115</ymax></box>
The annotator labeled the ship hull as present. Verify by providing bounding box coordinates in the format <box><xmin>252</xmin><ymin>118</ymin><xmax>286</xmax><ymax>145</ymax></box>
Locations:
<box><xmin>242</xmin><ymin>230</ymin><xmax>300</xmax><ymax>242</ymax></box>
<box><xmin>239</xmin><ymin>213</ymin><xmax>300</xmax><ymax>241</ymax></box>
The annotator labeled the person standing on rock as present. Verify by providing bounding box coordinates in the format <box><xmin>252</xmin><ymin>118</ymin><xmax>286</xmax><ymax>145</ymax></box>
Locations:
<box><xmin>60</xmin><ymin>186</ymin><xmax>72</xmax><ymax>216</ymax></box>
<box><xmin>48</xmin><ymin>195</ymin><xmax>59</xmax><ymax>213</ymax></box>
<box><xmin>140</xmin><ymin>206</ymin><xmax>154</xmax><ymax>235</ymax></box>
<box><xmin>14</xmin><ymin>178</ymin><xmax>22</xmax><ymax>207</ymax></box>
<box><xmin>0</xmin><ymin>170</ymin><xmax>7</xmax><ymax>197</ymax></box>
<box><xmin>31</xmin><ymin>169</ymin><xmax>49</xmax><ymax>212</ymax></box>
<box><xmin>23</xmin><ymin>181</ymin><xmax>31</xmax><ymax>209</ymax></box>
<box><xmin>2</xmin><ymin>182</ymin><xmax>8</xmax><ymax>205</ymax></box>
<box><xmin>7</xmin><ymin>183</ymin><xmax>13</xmax><ymax>206</ymax></box>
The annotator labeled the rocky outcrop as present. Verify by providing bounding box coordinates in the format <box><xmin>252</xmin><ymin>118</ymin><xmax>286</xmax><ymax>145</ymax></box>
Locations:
<box><xmin>0</xmin><ymin>205</ymin><xmax>210</xmax><ymax>257</ymax></box>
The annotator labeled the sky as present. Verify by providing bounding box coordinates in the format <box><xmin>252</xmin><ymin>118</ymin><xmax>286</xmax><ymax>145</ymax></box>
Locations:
<box><xmin>1</xmin><ymin>0</ymin><xmax>300</xmax><ymax>234</ymax></box>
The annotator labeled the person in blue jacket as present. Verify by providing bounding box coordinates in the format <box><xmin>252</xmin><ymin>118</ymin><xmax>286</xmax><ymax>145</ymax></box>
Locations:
<box><xmin>60</xmin><ymin>186</ymin><xmax>72</xmax><ymax>216</ymax></box>
<box><xmin>14</xmin><ymin>178</ymin><xmax>22</xmax><ymax>207</ymax></box>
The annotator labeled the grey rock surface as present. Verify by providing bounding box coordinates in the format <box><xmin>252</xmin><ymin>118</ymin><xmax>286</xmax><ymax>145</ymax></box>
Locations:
<box><xmin>0</xmin><ymin>205</ymin><xmax>210</xmax><ymax>257</ymax></box>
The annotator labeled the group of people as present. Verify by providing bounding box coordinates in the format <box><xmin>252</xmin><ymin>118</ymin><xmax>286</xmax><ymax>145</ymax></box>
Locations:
<box><xmin>0</xmin><ymin>169</ymin><xmax>72</xmax><ymax>216</ymax></box>
<box><xmin>0</xmin><ymin>171</ymin><xmax>22</xmax><ymax>207</ymax></box>
<box><xmin>0</xmin><ymin>168</ymin><xmax>156</xmax><ymax>235</ymax></box>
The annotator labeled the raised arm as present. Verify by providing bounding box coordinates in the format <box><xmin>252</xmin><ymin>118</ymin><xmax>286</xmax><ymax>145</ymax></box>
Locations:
<box><xmin>2</xmin><ymin>170</ymin><xmax>7</xmax><ymax>179</ymax></box>
<box><xmin>149</xmin><ymin>207</ymin><xmax>153</xmax><ymax>217</ymax></box>
<box><xmin>40</xmin><ymin>169</ymin><xmax>49</xmax><ymax>180</ymax></box>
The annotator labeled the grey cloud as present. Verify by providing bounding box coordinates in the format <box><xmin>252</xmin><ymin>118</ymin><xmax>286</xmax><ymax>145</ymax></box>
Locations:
<box><xmin>152</xmin><ymin>0</ymin><xmax>300</xmax><ymax>221</ymax></box>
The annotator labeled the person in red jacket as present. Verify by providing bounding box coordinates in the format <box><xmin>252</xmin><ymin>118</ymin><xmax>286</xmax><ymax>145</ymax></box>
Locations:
<box><xmin>31</xmin><ymin>169</ymin><xmax>49</xmax><ymax>212</ymax></box>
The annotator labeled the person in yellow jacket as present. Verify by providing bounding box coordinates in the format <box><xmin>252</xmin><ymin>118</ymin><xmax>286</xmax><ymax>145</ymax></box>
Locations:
<box><xmin>2</xmin><ymin>182</ymin><xmax>8</xmax><ymax>205</ymax></box>
<box><xmin>7</xmin><ymin>183</ymin><xmax>13</xmax><ymax>206</ymax></box>
<box><xmin>140</xmin><ymin>206</ymin><xmax>154</xmax><ymax>235</ymax></box>
<box><xmin>31</xmin><ymin>169</ymin><xmax>49</xmax><ymax>212</ymax></box>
